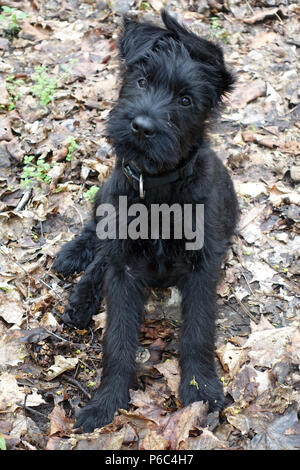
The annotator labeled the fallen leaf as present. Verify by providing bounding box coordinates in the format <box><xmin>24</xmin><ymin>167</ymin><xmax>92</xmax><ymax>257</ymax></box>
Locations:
<box><xmin>0</xmin><ymin>290</ymin><xmax>25</xmax><ymax>326</ymax></box>
<box><xmin>49</xmin><ymin>404</ymin><xmax>72</xmax><ymax>436</ymax></box>
<box><xmin>216</xmin><ymin>342</ymin><xmax>245</xmax><ymax>378</ymax></box>
<box><xmin>0</xmin><ymin>372</ymin><xmax>45</xmax><ymax>412</ymax></box>
<box><xmin>141</xmin><ymin>401</ymin><xmax>208</xmax><ymax>450</ymax></box>
<box><xmin>0</xmin><ymin>326</ymin><xmax>27</xmax><ymax>367</ymax></box>
<box><xmin>186</xmin><ymin>428</ymin><xmax>228</xmax><ymax>450</ymax></box>
<box><xmin>243</xmin><ymin>8</ymin><xmax>286</xmax><ymax>25</ymax></box>
<box><xmin>141</xmin><ymin>427</ymin><xmax>169</xmax><ymax>450</ymax></box>
<box><xmin>46</xmin><ymin>355</ymin><xmax>78</xmax><ymax>380</ymax></box>
<box><xmin>250</xmin><ymin>32</ymin><xmax>279</xmax><ymax>48</ymax></box>
<box><xmin>72</xmin><ymin>428</ymin><xmax>125</xmax><ymax>450</ymax></box>
<box><xmin>236</xmin><ymin>181</ymin><xmax>267</xmax><ymax>198</ymax></box>
<box><xmin>243</xmin><ymin>326</ymin><xmax>298</xmax><ymax>368</ymax></box>
<box><xmin>155</xmin><ymin>359</ymin><xmax>180</xmax><ymax>395</ymax></box>
<box><xmin>229</xmin><ymin>80</ymin><xmax>266</xmax><ymax>109</ymax></box>
<box><xmin>248</xmin><ymin>409</ymin><xmax>300</xmax><ymax>450</ymax></box>
<box><xmin>268</xmin><ymin>184</ymin><xmax>300</xmax><ymax>207</ymax></box>
<box><xmin>0</xmin><ymin>79</ymin><xmax>10</xmax><ymax>106</ymax></box>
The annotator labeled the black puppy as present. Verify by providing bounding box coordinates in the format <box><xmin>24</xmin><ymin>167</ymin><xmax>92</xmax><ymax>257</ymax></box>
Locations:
<box><xmin>53</xmin><ymin>10</ymin><xmax>239</xmax><ymax>432</ymax></box>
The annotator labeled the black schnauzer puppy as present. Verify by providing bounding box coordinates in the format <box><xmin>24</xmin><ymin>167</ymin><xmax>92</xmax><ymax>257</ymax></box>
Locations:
<box><xmin>53</xmin><ymin>10</ymin><xmax>239</xmax><ymax>432</ymax></box>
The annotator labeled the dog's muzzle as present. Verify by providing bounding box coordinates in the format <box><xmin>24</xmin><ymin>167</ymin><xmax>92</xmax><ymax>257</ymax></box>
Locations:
<box><xmin>131</xmin><ymin>115</ymin><xmax>156</xmax><ymax>139</ymax></box>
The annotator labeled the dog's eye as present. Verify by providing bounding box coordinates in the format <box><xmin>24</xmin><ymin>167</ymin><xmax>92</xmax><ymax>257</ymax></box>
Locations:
<box><xmin>180</xmin><ymin>96</ymin><xmax>192</xmax><ymax>107</ymax></box>
<box><xmin>138</xmin><ymin>78</ymin><xmax>147</xmax><ymax>89</ymax></box>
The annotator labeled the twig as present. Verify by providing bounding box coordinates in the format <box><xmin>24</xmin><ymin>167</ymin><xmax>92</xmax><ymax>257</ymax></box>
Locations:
<box><xmin>246</xmin><ymin>0</ymin><xmax>254</xmax><ymax>14</ymax></box>
<box><xmin>72</xmin><ymin>203</ymin><xmax>84</xmax><ymax>227</ymax></box>
<box><xmin>230</xmin><ymin>287</ymin><xmax>258</xmax><ymax>323</ymax></box>
<box><xmin>0</xmin><ymin>245</ymin><xmax>63</xmax><ymax>301</ymax></box>
<box><xmin>25</xmin><ymin>278</ymin><xmax>31</xmax><ymax>329</ymax></box>
<box><xmin>16</xmin><ymin>189</ymin><xmax>32</xmax><ymax>211</ymax></box>
<box><xmin>285</xmin><ymin>104</ymin><xmax>300</xmax><ymax>115</ymax></box>
<box><xmin>17</xmin><ymin>401</ymin><xmax>49</xmax><ymax>420</ymax></box>
<box><xmin>238</xmin><ymin>268</ymin><xmax>254</xmax><ymax>295</ymax></box>
<box><xmin>42</xmin><ymin>327</ymin><xmax>86</xmax><ymax>348</ymax></box>
<box><xmin>62</xmin><ymin>376</ymin><xmax>91</xmax><ymax>399</ymax></box>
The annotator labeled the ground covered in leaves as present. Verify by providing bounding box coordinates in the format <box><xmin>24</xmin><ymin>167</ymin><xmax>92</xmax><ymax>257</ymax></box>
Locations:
<box><xmin>0</xmin><ymin>0</ymin><xmax>299</xmax><ymax>451</ymax></box>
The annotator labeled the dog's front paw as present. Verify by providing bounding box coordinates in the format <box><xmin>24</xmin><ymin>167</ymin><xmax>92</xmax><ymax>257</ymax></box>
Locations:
<box><xmin>53</xmin><ymin>249</ymin><xmax>82</xmax><ymax>277</ymax></box>
<box><xmin>62</xmin><ymin>301</ymin><xmax>92</xmax><ymax>330</ymax></box>
<box><xmin>75</xmin><ymin>391</ymin><xmax>129</xmax><ymax>433</ymax></box>
<box><xmin>53</xmin><ymin>239</ymin><xmax>94</xmax><ymax>277</ymax></box>
<box><xmin>75</xmin><ymin>403</ymin><xmax>115</xmax><ymax>433</ymax></box>
<box><xmin>179</xmin><ymin>373</ymin><xmax>225</xmax><ymax>412</ymax></box>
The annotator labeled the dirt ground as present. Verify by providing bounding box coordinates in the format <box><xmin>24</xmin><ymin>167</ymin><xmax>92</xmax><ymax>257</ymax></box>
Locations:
<box><xmin>0</xmin><ymin>0</ymin><xmax>299</xmax><ymax>450</ymax></box>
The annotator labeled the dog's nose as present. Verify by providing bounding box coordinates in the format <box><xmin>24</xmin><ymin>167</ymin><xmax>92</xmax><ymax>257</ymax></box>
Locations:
<box><xmin>131</xmin><ymin>116</ymin><xmax>156</xmax><ymax>138</ymax></box>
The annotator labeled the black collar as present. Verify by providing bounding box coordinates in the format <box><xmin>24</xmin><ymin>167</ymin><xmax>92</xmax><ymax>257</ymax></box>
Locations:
<box><xmin>122</xmin><ymin>157</ymin><xmax>196</xmax><ymax>199</ymax></box>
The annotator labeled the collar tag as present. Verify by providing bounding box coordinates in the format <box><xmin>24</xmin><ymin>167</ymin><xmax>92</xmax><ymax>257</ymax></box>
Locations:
<box><xmin>139</xmin><ymin>173</ymin><xmax>145</xmax><ymax>199</ymax></box>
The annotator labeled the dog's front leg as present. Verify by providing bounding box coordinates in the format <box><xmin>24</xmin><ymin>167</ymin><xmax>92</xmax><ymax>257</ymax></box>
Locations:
<box><xmin>178</xmin><ymin>269</ymin><xmax>225</xmax><ymax>412</ymax></box>
<box><xmin>75</xmin><ymin>265</ymin><xmax>145</xmax><ymax>432</ymax></box>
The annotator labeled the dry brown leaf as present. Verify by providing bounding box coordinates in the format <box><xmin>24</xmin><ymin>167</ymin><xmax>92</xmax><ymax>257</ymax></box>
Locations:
<box><xmin>0</xmin><ymin>116</ymin><xmax>14</xmax><ymax>141</ymax></box>
<box><xmin>185</xmin><ymin>428</ymin><xmax>228</xmax><ymax>450</ymax></box>
<box><xmin>139</xmin><ymin>402</ymin><xmax>208</xmax><ymax>450</ymax></box>
<box><xmin>19</xmin><ymin>21</ymin><xmax>50</xmax><ymax>42</ymax></box>
<box><xmin>286</xmin><ymin>329</ymin><xmax>300</xmax><ymax>364</ymax></box>
<box><xmin>268</xmin><ymin>184</ymin><xmax>300</xmax><ymax>207</ymax></box>
<box><xmin>0</xmin><ymin>290</ymin><xmax>25</xmax><ymax>326</ymax></box>
<box><xmin>46</xmin><ymin>355</ymin><xmax>78</xmax><ymax>380</ymax></box>
<box><xmin>155</xmin><ymin>358</ymin><xmax>180</xmax><ymax>396</ymax></box>
<box><xmin>243</xmin><ymin>8</ymin><xmax>286</xmax><ymax>25</ymax></box>
<box><xmin>229</xmin><ymin>80</ymin><xmax>266</xmax><ymax>109</ymax></box>
<box><xmin>160</xmin><ymin>402</ymin><xmax>208</xmax><ymax>449</ymax></box>
<box><xmin>224</xmin><ymin>403</ymin><xmax>272</xmax><ymax>435</ymax></box>
<box><xmin>92</xmin><ymin>311</ymin><xmax>107</xmax><ymax>331</ymax></box>
<box><xmin>243</xmin><ymin>326</ymin><xmax>297</xmax><ymax>368</ymax></box>
<box><xmin>236</xmin><ymin>181</ymin><xmax>267</xmax><ymax>198</ymax></box>
<box><xmin>0</xmin><ymin>327</ymin><xmax>27</xmax><ymax>367</ymax></box>
<box><xmin>72</xmin><ymin>428</ymin><xmax>125</xmax><ymax>450</ymax></box>
<box><xmin>141</xmin><ymin>427</ymin><xmax>169</xmax><ymax>450</ymax></box>
<box><xmin>0</xmin><ymin>372</ymin><xmax>45</xmax><ymax>412</ymax></box>
<box><xmin>250</xmin><ymin>32</ymin><xmax>279</xmax><ymax>48</ymax></box>
<box><xmin>216</xmin><ymin>342</ymin><xmax>245</xmax><ymax>378</ymax></box>
<box><xmin>0</xmin><ymin>78</ymin><xmax>10</xmax><ymax>106</ymax></box>
<box><xmin>148</xmin><ymin>0</ymin><xmax>165</xmax><ymax>12</ymax></box>
<box><xmin>49</xmin><ymin>404</ymin><xmax>72</xmax><ymax>436</ymax></box>
<box><xmin>242</xmin><ymin>131</ymin><xmax>279</xmax><ymax>149</ymax></box>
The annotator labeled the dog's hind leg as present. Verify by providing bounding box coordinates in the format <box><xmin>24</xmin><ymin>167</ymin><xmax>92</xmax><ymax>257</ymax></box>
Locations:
<box><xmin>75</xmin><ymin>264</ymin><xmax>146</xmax><ymax>432</ymax></box>
<box><xmin>177</xmin><ymin>266</ymin><xmax>225</xmax><ymax>412</ymax></box>
<box><xmin>61</xmin><ymin>252</ymin><xmax>105</xmax><ymax>329</ymax></box>
<box><xmin>52</xmin><ymin>219</ymin><xmax>98</xmax><ymax>277</ymax></box>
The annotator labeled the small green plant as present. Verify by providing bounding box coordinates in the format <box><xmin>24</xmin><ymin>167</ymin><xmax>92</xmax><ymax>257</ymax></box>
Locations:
<box><xmin>61</xmin><ymin>58</ymin><xmax>78</xmax><ymax>75</ymax></box>
<box><xmin>140</xmin><ymin>1</ymin><xmax>151</xmax><ymax>10</ymax></box>
<box><xmin>5</xmin><ymin>75</ymin><xmax>24</xmax><ymax>110</ymax></box>
<box><xmin>32</xmin><ymin>65</ymin><xmax>56</xmax><ymax>106</ymax></box>
<box><xmin>0</xmin><ymin>6</ymin><xmax>28</xmax><ymax>37</ymax></box>
<box><xmin>210</xmin><ymin>16</ymin><xmax>230</xmax><ymax>44</ymax></box>
<box><xmin>189</xmin><ymin>376</ymin><xmax>199</xmax><ymax>390</ymax></box>
<box><xmin>0</xmin><ymin>433</ymin><xmax>7</xmax><ymax>451</ymax></box>
<box><xmin>21</xmin><ymin>155</ymin><xmax>52</xmax><ymax>188</ymax></box>
<box><xmin>83</xmin><ymin>186</ymin><xmax>99</xmax><ymax>203</ymax></box>
<box><xmin>66</xmin><ymin>137</ymin><xmax>78</xmax><ymax>162</ymax></box>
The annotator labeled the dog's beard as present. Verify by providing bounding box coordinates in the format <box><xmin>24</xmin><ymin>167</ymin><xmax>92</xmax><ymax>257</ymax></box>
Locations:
<box><xmin>107</xmin><ymin>111</ymin><xmax>183</xmax><ymax>175</ymax></box>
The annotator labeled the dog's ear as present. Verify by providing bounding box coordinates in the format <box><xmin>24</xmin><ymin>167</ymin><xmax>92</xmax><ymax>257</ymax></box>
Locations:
<box><xmin>161</xmin><ymin>9</ymin><xmax>234</xmax><ymax>99</ymax></box>
<box><xmin>119</xmin><ymin>16</ymin><xmax>169</xmax><ymax>65</ymax></box>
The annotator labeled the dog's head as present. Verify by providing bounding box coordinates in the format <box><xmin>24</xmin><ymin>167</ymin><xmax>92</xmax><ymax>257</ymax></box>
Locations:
<box><xmin>107</xmin><ymin>10</ymin><xmax>234</xmax><ymax>175</ymax></box>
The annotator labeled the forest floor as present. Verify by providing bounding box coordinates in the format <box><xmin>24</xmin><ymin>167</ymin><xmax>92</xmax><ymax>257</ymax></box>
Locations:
<box><xmin>0</xmin><ymin>0</ymin><xmax>299</xmax><ymax>450</ymax></box>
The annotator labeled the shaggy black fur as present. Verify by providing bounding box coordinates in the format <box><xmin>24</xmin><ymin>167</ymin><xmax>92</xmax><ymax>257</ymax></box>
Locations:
<box><xmin>53</xmin><ymin>10</ymin><xmax>239</xmax><ymax>432</ymax></box>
